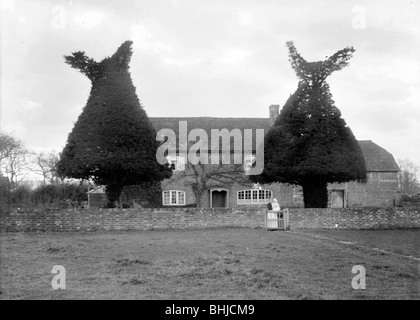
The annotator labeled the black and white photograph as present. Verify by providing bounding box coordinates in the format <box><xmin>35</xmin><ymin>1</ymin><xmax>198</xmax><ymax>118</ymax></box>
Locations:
<box><xmin>0</xmin><ymin>0</ymin><xmax>419</xmax><ymax>306</ymax></box>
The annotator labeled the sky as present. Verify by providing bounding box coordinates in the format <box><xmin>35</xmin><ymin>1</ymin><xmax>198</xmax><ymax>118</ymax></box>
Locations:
<box><xmin>1</xmin><ymin>0</ymin><xmax>419</xmax><ymax>173</ymax></box>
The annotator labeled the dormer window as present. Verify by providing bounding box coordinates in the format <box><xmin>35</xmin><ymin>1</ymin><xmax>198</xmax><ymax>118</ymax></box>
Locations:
<box><xmin>169</xmin><ymin>158</ymin><xmax>176</xmax><ymax>170</ymax></box>
<box><xmin>244</xmin><ymin>154</ymin><xmax>256</xmax><ymax>172</ymax></box>
<box><xmin>166</xmin><ymin>155</ymin><xmax>185</xmax><ymax>171</ymax></box>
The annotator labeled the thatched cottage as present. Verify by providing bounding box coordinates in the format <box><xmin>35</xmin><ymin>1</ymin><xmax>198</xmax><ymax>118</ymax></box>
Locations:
<box><xmin>149</xmin><ymin>105</ymin><xmax>400</xmax><ymax>208</ymax></box>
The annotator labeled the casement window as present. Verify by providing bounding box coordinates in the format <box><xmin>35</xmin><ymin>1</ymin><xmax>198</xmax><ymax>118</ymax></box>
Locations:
<box><xmin>162</xmin><ymin>190</ymin><xmax>186</xmax><ymax>206</ymax></box>
<box><xmin>166</xmin><ymin>155</ymin><xmax>186</xmax><ymax>171</ymax></box>
<box><xmin>237</xmin><ymin>189</ymin><xmax>272</xmax><ymax>205</ymax></box>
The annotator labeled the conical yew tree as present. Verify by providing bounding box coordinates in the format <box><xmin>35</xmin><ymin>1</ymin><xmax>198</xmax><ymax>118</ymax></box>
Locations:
<box><xmin>252</xmin><ymin>42</ymin><xmax>366</xmax><ymax>208</ymax></box>
<box><xmin>57</xmin><ymin>41</ymin><xmax>172</xmax><ymax>206</ymax></box>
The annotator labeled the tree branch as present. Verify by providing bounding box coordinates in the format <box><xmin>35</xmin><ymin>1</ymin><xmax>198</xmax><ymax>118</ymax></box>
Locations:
<box><xmin>64</xmin><ymin>51</ymin><xmax>103</xmax><ymax>81</ymax></box>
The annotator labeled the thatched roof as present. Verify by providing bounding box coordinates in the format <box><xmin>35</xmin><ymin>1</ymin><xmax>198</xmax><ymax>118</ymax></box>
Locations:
<box><xmin>357</xmin><ymin>140</ymin><xmax>399</xmax><ymax>172</ymax></box>
<box><xmin>150</xmin><ymin>117</ymin><xmax>272</xmax><ymax>133</ymax></box>
<box><xmin>150</xmin><ymin>117</ymin><xmax>399</xmax><ymax>172</ymax></box>
<box><xmin>150</xmin><ymin>117</ymin><xmax>271</xmax><ymax>152</ymax></box>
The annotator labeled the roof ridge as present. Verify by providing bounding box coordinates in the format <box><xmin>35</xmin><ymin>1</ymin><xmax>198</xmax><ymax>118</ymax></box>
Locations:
<box><xmin>150</xmin><ymin>116</ymin><xmax>270</xmax><ymax>120</ymax></box>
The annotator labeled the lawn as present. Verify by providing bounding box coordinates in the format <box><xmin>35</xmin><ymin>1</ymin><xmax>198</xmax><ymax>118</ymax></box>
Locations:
<box><xmin>0</xmin><ymin>228</ymin><xmax>419</xmax><ymax>300</ymax></box>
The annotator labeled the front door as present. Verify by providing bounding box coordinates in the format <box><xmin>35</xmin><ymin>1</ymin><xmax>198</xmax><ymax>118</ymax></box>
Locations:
<box><xmin>211</xmin><ymin>190</ymin><xmax>227</xmax><ymax>208</ymax></box>
<box><xmin>331</xmin><ymin>190</ymin><xmax>345</xmax><ymax>208</ymax></box>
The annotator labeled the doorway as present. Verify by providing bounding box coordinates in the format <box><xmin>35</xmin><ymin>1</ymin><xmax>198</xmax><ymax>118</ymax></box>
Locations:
<box><xmin>210</xmin><ymin>189</ymin><xmax>228</xmax><ymax>208</ymax></box>
<box><xmin>331</xmin><ymin>190</ymin><xmax>345</xmax><ymax>208</ymax></box>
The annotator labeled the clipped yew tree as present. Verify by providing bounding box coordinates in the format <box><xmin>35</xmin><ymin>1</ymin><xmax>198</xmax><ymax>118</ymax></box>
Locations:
<box><xmin>253</xmin><ymin>42</ymin><xmax>366</xmax><ymax>208</ymax></box>
<box><xmin>57</xmin><ymin>41</ymin><xmax>172</xmax><ymax>206</ymax></box>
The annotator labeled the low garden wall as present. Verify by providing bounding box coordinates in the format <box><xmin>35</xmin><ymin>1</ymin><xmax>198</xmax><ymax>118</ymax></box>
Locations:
<box><xmin>288</xmin><ymin>207</ymin><xmax>420</xmax><ymax>229</ymax></box>
<box><xmin>0</xmin><ymin>207</ymin><xmax>419</xmax><ymax>232</ymax></box>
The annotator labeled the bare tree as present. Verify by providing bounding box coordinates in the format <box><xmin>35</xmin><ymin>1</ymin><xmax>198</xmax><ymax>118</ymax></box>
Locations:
<box><xmin>2</xmin><ymin>144</ymin><xmax>30</xmax><ymax>188</ymax></box>
<box><xmin>171</xmin><ymin>153</ymin><xmax>253</xmax><ymax>208</ymax></box>
<box><xmin>398</xmin><ymin>158</ymin><xmax>420</xmax><ymax>194</ymax></box>
<box><xmin>32</xmin><ymin>151</ymin><xmax>60</xmax><ymax>185</ymax></box>
<box><xmin>0</xmin><ymin>131</ymin><xmax>21</xmax><ymax>172</ymax></box>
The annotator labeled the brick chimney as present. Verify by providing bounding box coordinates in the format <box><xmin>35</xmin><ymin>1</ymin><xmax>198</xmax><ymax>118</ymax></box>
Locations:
<box><xmin>269</xmin><ymin>105</ymin><xmax>280</xmax><ymax>124</ymax></box>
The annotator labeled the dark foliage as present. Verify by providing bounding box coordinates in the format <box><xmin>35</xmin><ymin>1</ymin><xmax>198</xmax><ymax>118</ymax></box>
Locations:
<box><xmin>121</xmin><ymin>181</ymin><xmax>163</xmax><ymax>208</ymax></box>
<box><xmin>57</xmin><ymin>41</ymin><xmax>172</xmax><ymax>206</ymax></box>
<box><xmin>31</xmin><ymin>183</ymin><xmax>88</xmax><ymax>208</ymax></box>
<box><xmin>252</xmin><ymin>42</ymin><xmax>366</xmax><ymax>207</ymax></box>
<box><xmin>7</xmin><ymin>183</ymin><xmax>89</xmax><ymax>210</ymax></box>
<box><xmin>10</xmin><ymin>185</ymin><xmax>32</xmax><ymax>209</ymax></box>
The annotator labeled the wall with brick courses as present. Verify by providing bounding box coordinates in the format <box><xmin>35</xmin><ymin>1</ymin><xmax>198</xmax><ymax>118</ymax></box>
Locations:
<box><xmin>329</xmin><ymin>176</ymin><xmax>399</xmax><ymax>208</ymax></box>
<box><xmin>158</xmin><ymin>169</ymin><xmax>399</xmax><ymax>209</ymax></box>
<box><xmin>161</xmin><ymin>174</ymin><xmax>295</xmax><ymax>209</ymax></box>
<box><xmin>288</xmin><ymin>207</ymin><xmax>419</xmax><ymax>229</ymax></box>
<box><xmin>0</xmin><ymin>207</ymin><xmax>263</xmax><ymax>232</ymax></box>
<box><xmin>1</xmin><ymin>207</ymin><xmax>418</xmax><ymax>232</ymax></box>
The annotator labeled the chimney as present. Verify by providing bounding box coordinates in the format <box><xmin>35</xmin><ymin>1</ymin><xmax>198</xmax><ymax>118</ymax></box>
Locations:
<box><xmin>269</xmin><ymin>105</ymin><xmax>280</xmax><ymax>124</ymax></box>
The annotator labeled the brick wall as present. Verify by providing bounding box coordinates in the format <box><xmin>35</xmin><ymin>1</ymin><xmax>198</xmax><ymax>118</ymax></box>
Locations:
<box><xmin>161</xmin><ymin>175</ymin><xmax>293</xmax><ymax>209</ymax></box>
<box><xmin>0</xmin><ymin>207</ymin><xmax>264</xmax><ymax>232</ymax></box>
<box><xmin>329</xmin><ymin>177</ymin><xmax>399</xmax><ymax>208</ymax></box>
<box><xmin>159</xmin><ymin>170</ymin><xmax>399</xmax><ymax>209</ymax></box>
<box><xmin>288</xmin><ymin>207</ymin><xmax>419</xmax><ymax>229</ymax></box>
<box><xmin>0</xmin><ymin>207</ymin><xmax>419</xmax><ymax>232</ymax></box>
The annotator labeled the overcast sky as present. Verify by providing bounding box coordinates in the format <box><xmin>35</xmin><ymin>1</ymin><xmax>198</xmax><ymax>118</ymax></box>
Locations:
<box><xmin>1</xmin><ymin>0</ymin><xmax>419</xmax><ymax>170</ymax></box>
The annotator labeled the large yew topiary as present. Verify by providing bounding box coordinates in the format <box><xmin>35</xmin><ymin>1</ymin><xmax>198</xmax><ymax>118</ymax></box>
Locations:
<box><xmin>57</xmin><ymin>41</ymin><xmax>171</xmax><ymax>206</ymax></box>
<box><xmin>252</xmin><ymin>42</ymin><xmax>366</xmax><ymax>208</ymax></box>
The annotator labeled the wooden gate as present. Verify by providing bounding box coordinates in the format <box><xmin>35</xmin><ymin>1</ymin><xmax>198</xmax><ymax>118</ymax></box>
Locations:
<box><xmin>265</xmin><ymin>208</ymin><xmax>290</xmax><ymax>230</ymax></box>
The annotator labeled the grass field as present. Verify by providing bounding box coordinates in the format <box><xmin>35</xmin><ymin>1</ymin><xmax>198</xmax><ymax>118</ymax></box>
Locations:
<box><xmin>0</xmin><ymin>228</ymin><xmax>419</xmax><ymax>300</ymax></box>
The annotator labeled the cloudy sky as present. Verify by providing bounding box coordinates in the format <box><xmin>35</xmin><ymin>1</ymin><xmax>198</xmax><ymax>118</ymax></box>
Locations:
<box><xmin>1</xmin><ymin>0</ymin><xmax>419</xmax><ymax>170</ymax></box>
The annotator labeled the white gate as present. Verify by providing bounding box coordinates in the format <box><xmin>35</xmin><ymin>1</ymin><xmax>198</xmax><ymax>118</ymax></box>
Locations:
<box><xmin>265</xmin><ymin>208</ymin><xmax>290</xmax><ymax>230</ymax></box>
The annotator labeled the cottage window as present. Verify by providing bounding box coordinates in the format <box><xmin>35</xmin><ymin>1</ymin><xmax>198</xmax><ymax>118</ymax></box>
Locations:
<box><xmin>162</xmin><ymin>190</ymin><xmax>186</xmax><ymax>206</ymax></box>
<box><xmin>237</xmin><ymin>189</ymin><xmax>272</xmax><ymax>205</ymax></box>
<box><xmin>171</xmin><ymin>191</ymin><xmax>177</xmax><ymax>204</ymax></box>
